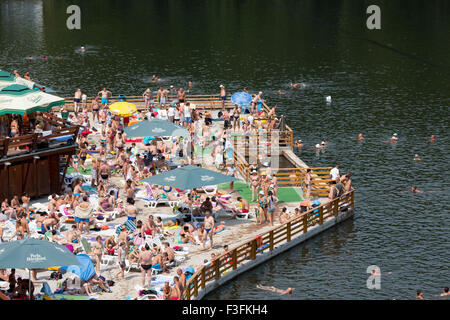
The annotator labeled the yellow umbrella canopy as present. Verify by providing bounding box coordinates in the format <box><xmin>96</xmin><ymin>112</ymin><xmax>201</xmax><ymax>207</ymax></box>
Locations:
<box><xmin>108</xmin><ymin>102</ymin><xmax>137</xmax><ymax>117</ymax></box>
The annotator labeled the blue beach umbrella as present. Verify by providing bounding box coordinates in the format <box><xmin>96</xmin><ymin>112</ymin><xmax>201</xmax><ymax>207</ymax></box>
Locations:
<box><xmin>124</xmin><ymin>118</ymin><xmax>188</xmax><ymax>138</ymax></box>
<box><xmin>231</xmin><ymin>92</ymin><xmax>252</xmax><ymax>107</ymax></box>
<box><xmin>0</xmin><ymin>238</ymin><xmax>81</xmax><ymax>298</ymax></box>
<box><xmin>141</xmin><ymin>165</ymin><xmax>238</xmax><ymax>190</ymax></box>
<box><xmin>60</xmin><ymin>254</ymin><xmax>96</xmax><ymax>281</ymax></box>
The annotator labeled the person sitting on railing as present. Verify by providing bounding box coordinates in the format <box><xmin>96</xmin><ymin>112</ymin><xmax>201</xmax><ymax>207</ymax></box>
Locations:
<box><xmin>328</xmin><ymin>181</ymin><xmax>338</xmax><ymax>201</ymax></box>
<box><xmin>343</xmin><ymin>172</ymin><xmax>352</xmax><ymax>194</ymax></box>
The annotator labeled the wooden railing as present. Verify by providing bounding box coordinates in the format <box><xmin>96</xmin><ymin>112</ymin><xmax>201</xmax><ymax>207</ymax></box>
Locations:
<box><xmin>0</xmin><ymin>125</ymin><xmax>79</xmax><ymax>159</ymax></box>
<box><xmin>62</xmin><ymin>94</ymin><xmax>236</xmax><ymax>111</ymax></box>
<box><xmin>181</xmin><ymin>188</ymin><xmax>355</xmax><ymax>300</ymax></box>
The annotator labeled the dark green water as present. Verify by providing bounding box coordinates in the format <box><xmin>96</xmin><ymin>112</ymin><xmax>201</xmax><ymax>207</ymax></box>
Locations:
<box><xmin>1</xmin><ymin>0</ymin><xmax>449</xmax><ymax>299</ymax></box>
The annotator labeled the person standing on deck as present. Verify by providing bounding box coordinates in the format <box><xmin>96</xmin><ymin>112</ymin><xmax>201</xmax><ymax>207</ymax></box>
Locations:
<box><xmin>178</xmin><ymin>88</ymin><xmax>186</xmax><ymax>104</ymax></box>
<box><xmin>328</xmin><ymin>181</ymin><xmax>338</xmax><ymax>201</ymax></box>
<box><xmin>204</xmin><ymin>210</ymin><xmax>215</xmax><ymax>250</ymax></box>
<box><xmin>330</xmin><ymin>164</ymin><xmax>340</xmax><ymax>181</ymax></box>
<box><xmin>220</xmin><ymin>85</ymin><xmax>226</xmax><ymax>111</ymax></box>
<box><xmin>74</xmin><ymin>89</ymin><xmax>82</xmax><ymax>114</ymax></box>
<box><xmin>157</xmin><ymin>87</ymin><xmax>167</xmax><ymax>106</ymax></box>
<box><xmin>97</xmin><ymin>88</ymin><xmax>112</xmax><ymax>107</ymax></box>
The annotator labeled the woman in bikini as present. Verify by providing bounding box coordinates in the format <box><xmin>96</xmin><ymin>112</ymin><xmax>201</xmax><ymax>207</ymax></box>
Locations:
<box><xmin>142</xmin><ymin>88</ymin><xmax>153</xmax><ymax>111</ymax></box>
<box><xmin>232</xmin><ymin>105</ymin><xmax>241</xmax><ymax>131</ymax></box>
<box><xmin>258</xmin><ymin>192</ymin><xmax>268</xmax><ymax>224</ymax></box>
<box><xmin>197</xmin><ymin>224</ymin><xmax>207</xmax><ymax>249</ymax></box>
<box><xmin>250</xmin><ymin>171</ymin><xmax>260</xmax><ymax>202</ymax></box>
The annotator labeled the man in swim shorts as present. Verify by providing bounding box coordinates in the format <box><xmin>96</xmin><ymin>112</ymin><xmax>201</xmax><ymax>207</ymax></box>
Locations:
<box><xmin>138</xmin><ymin>244</ymin><xmax>153</xmax><ymax>288</ymax></box>
<box><xmin>204</xmin><ymin>210</ymin><xmax>215</xmax><ymax>250</ymax></box>
<box><xmin>125</xmin><ymin>198</ymin><xmax>138</xmax><ymax>222</ymax></box>
<box><xmin>220</xmin><ymin>85</ymin><xmax>226</xmax><ymax>110</ymax></box>
<box><xmin>74</xmin><ymin>89</ymin><xmax>82</xmax><ymax>114</ymax></box>
<box><xmin>98</xmin><ymin>88</ymin><xmax>112</xmax><ymax>107</ymax></box>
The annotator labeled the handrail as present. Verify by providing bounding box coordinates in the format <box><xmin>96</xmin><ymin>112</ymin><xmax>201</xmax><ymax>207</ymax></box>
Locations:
<box><xmin>181</xmin><ymin>188</ymin><xmax>355</xmax><ymax>300</ymax></box>
<box><xmin>0</xmin><ymin>125</ymin><xmax>79</xmax><ymax>159</ymax></box>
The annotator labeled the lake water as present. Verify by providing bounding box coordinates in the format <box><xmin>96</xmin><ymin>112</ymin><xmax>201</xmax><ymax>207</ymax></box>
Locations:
<box><xmin>1</xmin><ymin>0</ymin><xmax>448</xmax><ymax>299</ymax></box>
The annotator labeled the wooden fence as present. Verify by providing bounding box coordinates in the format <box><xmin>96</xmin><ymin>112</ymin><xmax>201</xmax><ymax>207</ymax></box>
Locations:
<box><xmin>181</xmin><ymin>188</ymin><xmax>355</xmax><ymax>300</ymax></box>
<box><xmin>0</xmin><ymin>125</ymin><xmax>79</xmax><ymax>159</ymax></box>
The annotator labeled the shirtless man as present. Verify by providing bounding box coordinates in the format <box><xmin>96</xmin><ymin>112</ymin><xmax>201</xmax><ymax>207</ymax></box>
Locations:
<box><xmin>256</xmin><ymin>284</ymin><xmax>294</xmax><ymax>295</ymax></box>
<box><xmin>99</xmin><ymin>161</ymin><xmax>110</xmax><ymax>188</ymax></box>
<box><xmin>220</xmin><ymin>85</ymin><xmax>226</xmax><ymax>111</ymax></box>
<box><xmin>114</xmin><ymin>131</ymin><xmax>125</xmax><ymax>152</ymax></box>
<box><xmin>125</xmin><ymin>199</ymin><xmax>138</xmax><ymax>222</ymax></box>
<box><xmin>157</xmin><ymin>87</ymin><xmax>167</xmax><ymax>106</ymax></box>
<box><xmin>163</xmin><ymin>242</ymin><xmax>175</xmax><ymax>262</ymax></box>
<box><xmin>176</xmin><ymin>268</ymin><xmax>186</xmax><ymax>291</ymax></box>
<box><xmin>74</xmin><ymin>89</ymin><xmax>82</xmax><ymax>114</ymax></box>
<box><xmin>91</xmin><ymin>98</ymin><xmax>100</xmax><ymax>123</ymax></box>
<box><xmin>138</xmin><ymin>244</ymin><xmax>153</xmax><ymax>287</ymax></box>
<box><xmin>177</xmin><ymin>88</ymin><xmax>186</xmax><ymax>103</ymax></box>
<box><xmin>97</xmin><ymin>88</ymin><xmax>112</xmax><ymax>107</ymax></box>
<box><xmin>66</xmin><ymin>225</ymin><xmax>81</xmax><ymax>244</ymax></box>
<box><xmin>237</xmin><ymin>197</ymin><xmax>249</xmax><ymax>216</ymax></box>
<box><xmin>204</xmin><ymin>210</ymin><xmax>215</xmax><ymax>250</ymax></box>
<box><xmin>152</xmin><ymin>252</ymin><xmax>169</xmax><ymax>273</ymax></box>
<box><xmin>170</xmin><ymin>276</ymin><xmax>181</xmax><ymax>299</ymax></box>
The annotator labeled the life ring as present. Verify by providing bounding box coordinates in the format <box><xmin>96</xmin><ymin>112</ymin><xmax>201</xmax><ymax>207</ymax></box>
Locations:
<box><xmin>163</xmin><ymin>186</ymin><xmax>172</xmax><ymax>193</ymax></box>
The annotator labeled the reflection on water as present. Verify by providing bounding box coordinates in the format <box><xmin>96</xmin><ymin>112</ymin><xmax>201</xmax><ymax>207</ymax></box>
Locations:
<box><xmin>1</xmin><ymin>0</ymin><xmax>449</xmax><ymax>300</ymax></box>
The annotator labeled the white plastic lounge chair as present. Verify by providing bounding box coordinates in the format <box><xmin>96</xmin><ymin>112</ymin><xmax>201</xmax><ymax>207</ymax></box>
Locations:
<box><xmin>202</xmin><ymin>185</ymin><xmax>218</xmax><ymax>195</ymax></box>
<box><xmin>124</xmin><ymin>259</ymin><xmax>139</xmax><ymax>274</ymax></box>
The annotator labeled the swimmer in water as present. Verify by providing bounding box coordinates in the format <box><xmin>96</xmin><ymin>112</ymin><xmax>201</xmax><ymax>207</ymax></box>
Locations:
<box><xmin>390</xmin><ymin>133</ymin><xmax>398</xmax><ymax>143</ymax></box>
<box><xmin>370</xmin><ymin>270</ymin><xmax>392</xmax><ymax>277</ymax></box>
<box><xmin>315</xmin><ymin>143</ymin><xmax>323</xmax><ymax>151</ymax></box>
<box><xmin>430</xmin><ymin>135</ymin><xmax>435</xmax><ymax>143</ymax></box>
<box><xmin>416</xmin><ymin>290</ymin><xmax>424</xmax><ymax>300</ymax></box>
<box><xmin>81</xmin><ymin>46</ymin><xmax>85</xmax><ymax>53</ymax></box>
<box><xmin>256</xmin><ymin>284</ymin><xmax>294</xmax><ymax>295</ymax></box>
<box><xmin>290</xmin><ymin>82</ymin><xmax>305</xmax><ymax>88</ymax></box>
<box><xmin>42</xmin><ymin>56</ymin><xmax>47</xmax><ymax>61</ymax></box>
<box><xmin>411</xmin><ymin>186</ymin><xmax>423</xmax><ymax>193</ymax></box>
<box><xmin>321</xmin><ymin>139</ymin><xmax>327</xmax><ymax>146</ymax></box>
<box><xmin>440</xmin><ymin>287</ymin><xmax>450</xmax><ymax>297</ymax></box>
<box><xmin>294</xmin><ymin>140</ymin><xmax>303</xmax><ymax>148</ymax></box>
<box><xmin>277</xmin><ymin>90</ymin><xmax>286</xmax><ymax>95</ymax></box>
<box><xmin>413</xmin><ymin>154</ymin><xmax>423</xmax><ymax>161</ymax></box>
<box><xmin>358</xmin><ymin>133</ymin><xmax>364</xmax><ymax>141</ymax></box>
<box><xmin>188</xmin><ymin>81</ymin><xmax>192</xmax><ymax>88</ymax></box>
<box><xmin>27</xmin><ymin>56</ymin><xmax>33</xmax><ymax>60</ymax></box>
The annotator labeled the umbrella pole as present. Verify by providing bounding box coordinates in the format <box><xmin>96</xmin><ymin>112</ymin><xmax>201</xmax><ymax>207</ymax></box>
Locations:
<box><xmin>29</xmin><ymin>269</ymin><xmax>31</xmax><ymax>300</ymax></box>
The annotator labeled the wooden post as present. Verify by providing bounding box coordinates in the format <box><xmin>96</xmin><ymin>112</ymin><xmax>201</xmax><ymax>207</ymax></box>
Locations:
<box><xmin>319</xmin><ymin>206</ymin><xmax>324</xmax><ymax>225</ymax></box>
<box><xmin>351</xmin><ymin>190</ymin><xmax>355</xmax><ymax>209</ymax></box>
<box><xmin>194</xmin><ymin>276</ymin><xmax>199</xmax><ymax>297</ymax></box>
<box><xmin>287</xmin><ymin>222</ymin><xmax>291</xmax><ymax>242</ymax></box>
<box><xmin>269</xmin><ymin>231</ymin><xmax>274</xmax><ymax>251</ymax></box>
<box><xmin>201</xmin><ymin>267</ymin><xmax>206</xmax><ymax>289</ymax></box>
<box><xmin>250</xmin><ymin>239</ymin><xmax>256</xmax><ymax>260</ymax></box>
<box><xmin>186</xmin><ymin>285</ymin><xmax>191</xmax><ymax>300</ymax></box>
<box><xmin>214</xmin><ymin>258</ymin><xmax>220</xmax><ymax>280</ymax></box>
<box><xmin>232</xmin><ymin>249</ymin><xmax>237</xmax><ymax>270</ymax></box>
<box><xmin>303</xmin><ymin>214</ymin><xmax>308</xmax><ymax>234</ymax></box>
<box><xmin>333</xmin><ymin>198</ymin><xmax>339</xmax><ymax>216</ymax></box>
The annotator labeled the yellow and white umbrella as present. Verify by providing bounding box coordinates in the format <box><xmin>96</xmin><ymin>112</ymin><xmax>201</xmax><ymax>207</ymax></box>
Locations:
<box><xmin>108</xmin><ymin>102</ymin><xmax>137</xmax><ymax>117</ymax></box>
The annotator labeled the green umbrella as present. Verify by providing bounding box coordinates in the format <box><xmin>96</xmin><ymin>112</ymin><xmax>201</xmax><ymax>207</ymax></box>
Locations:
<box><xmin>0</xmin><ymin>238</ymin><xmax>80</xmax><ymax>298</ymax></box>
<box><xmin>123</xmin><ymin>118</ymin><xmax>188</xmax><ymax>138</ymax></box>
<box><xmin>141</xmin><ymin>165</ymin><xmax>237</xmax><ymax>190</ymax></box>
<box><xmin>0</xmin><ymin>84</ymin><xmax>65</xmax><ymax>115</ymax></box>
<box><xmin>0</xmin><ymin>70</ymin><xmax>35</xmax><ymax>90</ymax></box>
